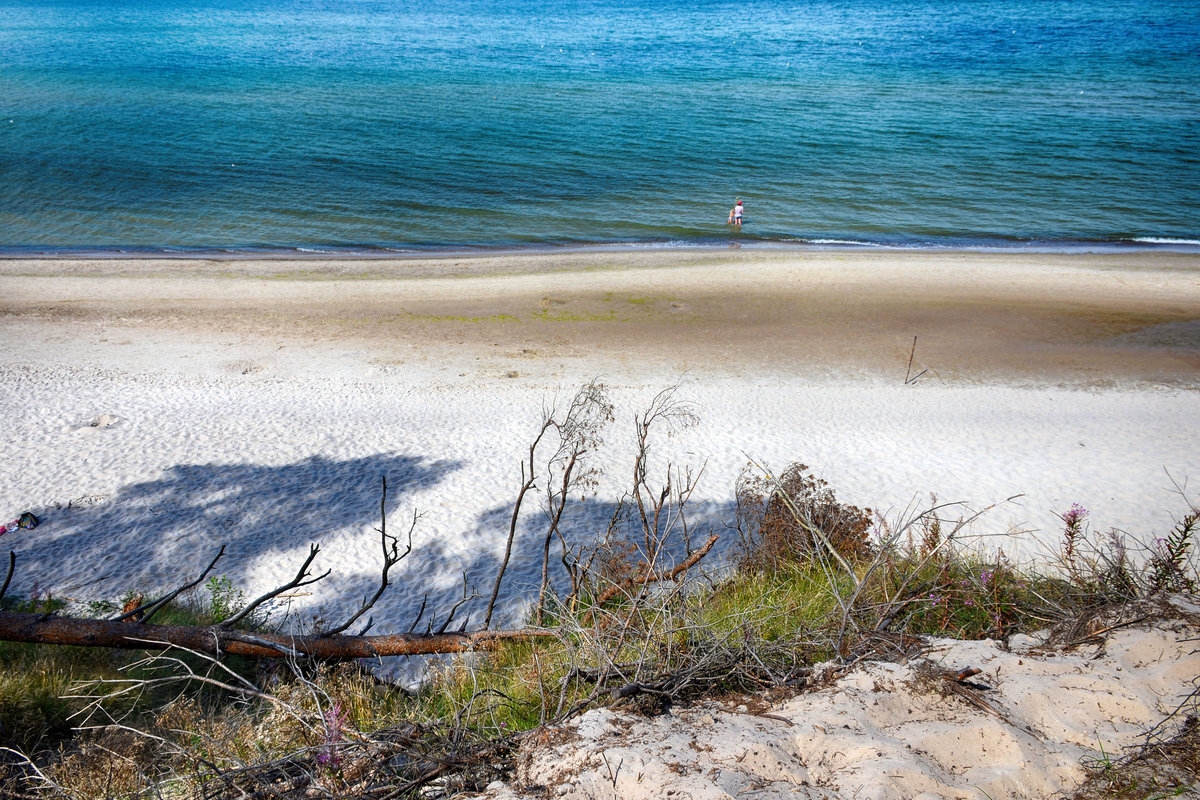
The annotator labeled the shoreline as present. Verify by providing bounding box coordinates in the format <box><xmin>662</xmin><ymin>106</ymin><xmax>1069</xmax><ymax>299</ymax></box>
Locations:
<box><xmin>3</xmin><ymin>249</ymin><xmax>1199</xmax><ymax>386</ymax></box>
<box><xmin>3</xmin><ymin>238</ymin><xmax>1200</xmax><ymax>264</ymax></box>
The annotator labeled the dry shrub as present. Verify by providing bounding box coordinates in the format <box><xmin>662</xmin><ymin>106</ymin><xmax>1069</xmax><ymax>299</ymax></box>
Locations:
<box><xmin>588</xmin><ymin>530</ymin><xmax>642</xmax><ymax>599</ymax></box>
<box><xmin>1072</xmin><ymin>715</ymin><xmax>1200</xmax><ymax>799</ymax></box>
<box><xmin>36</xmin><ymin>727</ymin><xmax>161</xmax><ymax>800</ymax></box>
<box><xmin>736</xmin><ymin>463</ymin><xmax>873</xmax><ymax>572</ymax></box>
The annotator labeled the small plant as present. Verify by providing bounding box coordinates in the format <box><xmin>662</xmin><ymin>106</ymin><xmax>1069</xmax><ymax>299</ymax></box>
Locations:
<box><xmin>1050</xmin><ymin>501</ymin><xmax>1199</xmax><ymax>604</ymax></box>
<box><xmin>84</xmin><ymin>598</ymin><xmax>117</xmax><ymax>617</ymax></box>
<box><xmin>1061</xmin><ymin>503</ymin><xmax>1089</xmax><ymax>571</ymax></box>
<box><xmin>1051</xmin><ymin>504</ymin><xmax>1144</xmax><ymax>604</ymax></box>
<box><xmin>1148</xmin><ymin>512</ymin><xmax>1198</xmax><ymax>594</ymax></box>
<box><xmin>204</xmin><ymin>575</ymin><xmax>245</xmax><ymax>623</ymax></box>
<box><xmin>918</xmin><ymin>496</ymin><xmax>943</xmax><ymax>556</ymax></box>
<box><xmin>876</xmin><ymin>546</ymin><xmax>1037</xmax><ymax>640</ymax></box>
<box><xmin>317</xmin><ymin>701</ymin><xmax>348</xmax><ymax>773</ymax></box>
<box><xmin>0</xmin><ymin>579</ymin><xmax>66</xmax><ymax>614</ymax></box>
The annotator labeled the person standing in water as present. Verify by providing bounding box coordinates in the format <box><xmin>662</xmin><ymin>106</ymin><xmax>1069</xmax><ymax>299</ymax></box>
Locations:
<box><xmin>729</xmin><ymin>198</ymin><xmax>744</xmax><ymax>227</ymax></box>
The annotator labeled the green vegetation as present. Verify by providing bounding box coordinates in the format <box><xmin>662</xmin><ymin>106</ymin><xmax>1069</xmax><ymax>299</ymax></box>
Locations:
<box><xmin>530</xmin><ymin>307</ymin><xmax>621</xmax><ymax>322</ymax></box>
<box><xmin>401</xmin><ymin>311</ymin><xmax>520</xmax><ymax>323</ymax></box>
<box><xmin>4</xmin><ymin>472</ymin><xmax>1194</xmax><ymax>799</ymax></box>
<box><xmin>0</xmin><ymin>579</ymin><xmax>267</xmax><ymax>765</ymax></box>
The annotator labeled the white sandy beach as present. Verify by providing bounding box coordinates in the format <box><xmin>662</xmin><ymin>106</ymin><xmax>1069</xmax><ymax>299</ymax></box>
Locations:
<box><xmin>2</xmin><ymin>250</ymin><xmax>1199</xmax><ymax>619</ymax></box>
<box><xmin>2</xmin><ymin>250</ymin><xmax>1197</xmax><ymax>620</ymax></box>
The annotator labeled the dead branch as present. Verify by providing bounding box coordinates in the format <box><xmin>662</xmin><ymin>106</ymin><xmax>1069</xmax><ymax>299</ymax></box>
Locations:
<box><xmin>0</xmin><ymin>610</ymin><xmax>551</xmax><ymax>658</ymax></box>
<box><xmin>593</xmin><ymin>533</ymin><xmax>719</xmax><ymax>607</ymax></box>
<box><xmin>0</xmin><ymin>550</ymin><xmax>13</xmax><ymax>602</ymax></box>
<box><xmin>629</xmin><ymin>387</ymin><xmax>698</xmax><ymax>556</ymax></box>
<box><xmin>322</xmin><ymin>477</ymin><xmax>416</xmax><ymax>637</ymax></box>
<box><xmin>221</xmin><ymin>543</ymin><xmax>328</xmax><ymax>629</ymax></box>
<box><xmin>437</xmin><ymin>573</ymin><xmax>479</xmax><ymax>635</ymax></box>
<box><xmin>535</xmin><ymin>381</ymin><xmax>613</xmax><ymax>625</ymax></box>
<box><xmin>484</xmin><ymin>418</ymin><xmax>550</xmax><ymax>630</ymax></box>
<box><xmin>113</xmin><ymin>545</ymin><xmax>227</xmax><ymax>623</ymax></box>
<box><xmin>537</xmin><ymin>447</ymin><xmax>580</xmax><ymax>626</ymax></box>
<box><xmin>904</xmin><ymin>335</ymin><xmax>927</xmax><ymax>384</ymax></box>
<box><xmin>407</xmin><ymin>593</ymin><xmax>429</xmax><ymax>633</ymax></box>
<box><xmin>0</xmin><ymin>475</ymin><xmax>549</xmax><ymax>659</ymax></box>
<box><xmin>486</xmin><ymin>380</ymin><xmax>613</xmax><ymax>629</ymax></box>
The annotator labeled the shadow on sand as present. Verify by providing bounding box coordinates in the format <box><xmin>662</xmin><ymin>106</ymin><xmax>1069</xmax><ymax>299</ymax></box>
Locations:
<box><xmin>10</xmin><ymin>453</ymin><xmax>460</xmax><ymax>603</ymax></box>
<box><xmin>7</xmin><ymin>453</ymin><xmax>738</xmax><ymax>647</ymax></box>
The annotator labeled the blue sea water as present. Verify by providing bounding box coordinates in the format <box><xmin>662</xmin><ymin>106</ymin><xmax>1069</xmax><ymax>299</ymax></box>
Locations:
<box><xmin>1</xmin><ymin>0</ymin><xmax>1198</xmax><ymax>254</ymax></box>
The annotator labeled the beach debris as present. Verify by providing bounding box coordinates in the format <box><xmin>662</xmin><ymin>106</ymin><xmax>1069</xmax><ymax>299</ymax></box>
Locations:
<box><xmin>904</xmin><ymin>335</ymin><xmax>928</xmax><ymax>384</ymax></box>
<box><xmin>0</xmin><ymin>512</ymin><xmax>39</xmax><ymax>536</ymax></box>
<box><xmin>121</xmin><ymin>592</ymin><xmax>145</xmax><ymax>622</ymax></box>
<box><xmin>945</xmin><ymin>666</ymin><xmax>983</xmax><ymax>685</ymax></box>
<box><xmin>67</xmin><ymin>494</ymin><xmax>110</xmax><ymax>509</ymax></box>
<box><xmin>0</xmin><ymin>480</ymin><xmax>554</xmax><ymax>659</ymax></box>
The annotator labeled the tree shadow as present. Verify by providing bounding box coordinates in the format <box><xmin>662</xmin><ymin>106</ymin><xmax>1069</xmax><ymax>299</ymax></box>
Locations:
<box><xmin>6</xmin><ymin>450</ymin><xmax>739</xmax><ymax>668</ymax></box>
<box><xmin>10</xmin><ymin>453</ymin><xmax>461</xmax><ymax>605</ymax></box>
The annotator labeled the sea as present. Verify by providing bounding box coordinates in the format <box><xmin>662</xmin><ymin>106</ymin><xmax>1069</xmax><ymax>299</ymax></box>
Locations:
<box><xmin>1</xmin><ymin>0</ymin><xmax>1198</xmax><ymax>256</ymax></box>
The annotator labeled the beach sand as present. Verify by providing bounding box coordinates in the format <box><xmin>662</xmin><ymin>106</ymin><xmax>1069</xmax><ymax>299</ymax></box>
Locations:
<box><xmin>2</xmin><ymin>249</ymin><xmax>1199</xmax><ymax>798</ymax></box>
<box><xmin>5</xmin><ymin>249</ymin><xmax>1199</xmax><ymax>385</ymax></box>
<box><xmin>486</xmin><ymin>598</ymin><xmax>1200</xmax><ymax>800</ymax></box>
<box><xmin>1</xmin><ymin>249</ymin><xmax>1198</xmax><ymax>621</ymax></box>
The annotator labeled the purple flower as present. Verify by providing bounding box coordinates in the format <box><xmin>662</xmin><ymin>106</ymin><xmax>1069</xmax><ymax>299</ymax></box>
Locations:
<box><xmin>1061</xmin><ymin>503</ymin><xmax>1089</xmax><ymax>529</ymax></box>
<box><xmin>317</xmin><ymin>702</ymin><xmax>348</xmax><ymax>769</ymax></box>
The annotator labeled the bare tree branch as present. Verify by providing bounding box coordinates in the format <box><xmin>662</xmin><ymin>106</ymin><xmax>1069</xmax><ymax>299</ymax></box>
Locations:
<box><xmin>0</xmin><ymin>551</ymin><xmax>13</xmax><ymax>603</ymax></box>
<box><xmin>593</xmin><ymin>533</ymin><xmax>719</xmax><ymax>607</ymax></box>
<box><xmin>113</xmin><ymin>545</ymin><xmax>228</xmax><ymax>623</ymax></box>
<box><xmin>538</xmin><ymin>450</ymin><xmax>580</xmax><ymax>625</ymax></box>
<box><xmin>487</xmin><ymin>380</ymin><xmax>613</xmax><ymax>629</ymax></box>
<box><xmin>485</xmin><ymin>421</ymin><xmax>550</xmax><ymax>630</ymax></box>
<box><xmin>220</xmin><ymin>543</ymin><xmax>328</xmax><ymax>629</ymax></box>
<box><xmin>407</xmin><ymin>594</ymin><xmax>429</xmax><ymax>634</ymax></box>
<box><xmin>437</xmin><ymin>574</ymin><xmax>479</xmax><ymax>635</ymax></box>
<box><xmin>322</xmin><ymin>477</ymin><xmax>416</xmax><ymax>637</ymax></box>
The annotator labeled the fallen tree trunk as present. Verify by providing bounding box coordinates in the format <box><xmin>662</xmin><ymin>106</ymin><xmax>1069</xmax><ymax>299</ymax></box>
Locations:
<box><xmin>0</xmin><ymin>611</ymin><xmax>550</xmax><ymax>659</ymax></box>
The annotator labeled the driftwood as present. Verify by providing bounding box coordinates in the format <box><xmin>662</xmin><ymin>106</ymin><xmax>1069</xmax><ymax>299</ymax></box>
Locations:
<box><xmin>0</xmin><ymin>610</ymin><xmax>549</xmax><ymax>658</ymax></box>
<box><xmin>594</xmin><ymin>533</ymin><xmax>719</xmax><ymax>607</ymax></box>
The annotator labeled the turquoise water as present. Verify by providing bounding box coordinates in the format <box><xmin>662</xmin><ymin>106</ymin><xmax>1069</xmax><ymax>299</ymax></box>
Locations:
<box><xmin>1</xmin><ymin>0</ymin><xmax>1198</xmax><ymax>254</ymax></box>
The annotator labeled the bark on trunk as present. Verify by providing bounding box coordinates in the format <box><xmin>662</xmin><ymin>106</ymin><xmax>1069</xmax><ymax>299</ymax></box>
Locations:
<box><xmin>0</xmin><ymin>612</ymin><xmax>547</xmax><ymax>659</ymax></box>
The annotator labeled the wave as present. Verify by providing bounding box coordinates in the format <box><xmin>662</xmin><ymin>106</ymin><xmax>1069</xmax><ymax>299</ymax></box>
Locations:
<box><xmin>4</xmin><ymin>230</ymin><xmax>1200</xmax><ymax>260</ymax></box>
<box><xmin>1128</xmin><ymin>237</ymin><xmax>1200</xmax><ymax>247</ymax></box>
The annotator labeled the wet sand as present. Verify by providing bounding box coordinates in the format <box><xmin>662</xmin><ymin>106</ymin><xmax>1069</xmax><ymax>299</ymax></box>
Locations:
<box><xmin>3</xmin><ymin>249</ymin><xmax>1199</xmax><ymax>386</ymax></box>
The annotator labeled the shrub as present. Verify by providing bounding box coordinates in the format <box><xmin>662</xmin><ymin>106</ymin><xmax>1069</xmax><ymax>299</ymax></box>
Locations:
<box><xmin>735</xmin><ymin>462</ymin><xmax>874</xmax><ymax>572</ymax></box>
